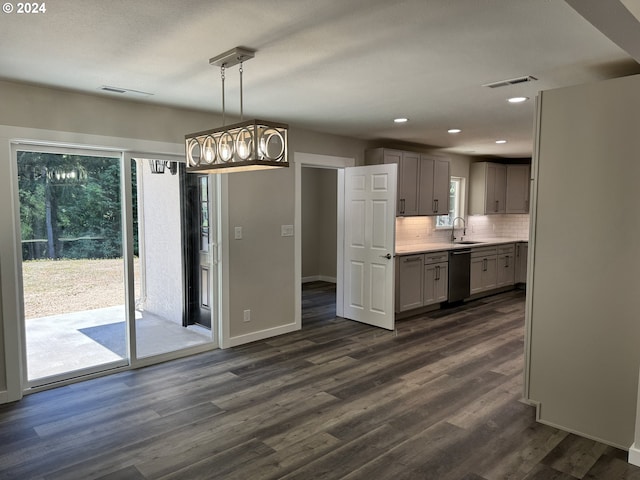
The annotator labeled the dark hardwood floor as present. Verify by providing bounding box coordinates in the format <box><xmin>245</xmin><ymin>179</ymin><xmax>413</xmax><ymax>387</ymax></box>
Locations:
<box><xmin>1</xmin><ymin>282</ymin><xmax>639</xmax><ymax>479</ymax></box>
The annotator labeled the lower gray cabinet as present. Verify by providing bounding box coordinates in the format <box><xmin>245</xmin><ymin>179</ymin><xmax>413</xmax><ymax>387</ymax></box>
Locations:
<box><xmin>470</xmin><ymin>247</ymin><xmax>498</xmax><ymax>295</ymax></box>
<box><xmin>424</xmin><ymin>252</ymin><xmax>448</xmax><ymax>306</ymax></box>
<box><xmin>496</xmin><ymin>244</ymin><xmax>515</xmax><ymax>288</ymax></box>
<box><xmin>396</xmin><ymin>254</ymin><xmax>424</xmax><ymax>312</ymax></box>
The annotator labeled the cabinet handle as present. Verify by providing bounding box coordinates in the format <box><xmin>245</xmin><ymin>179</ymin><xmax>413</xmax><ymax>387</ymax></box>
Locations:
<box><xmin>483</xmin><ymin>258</ymin><xmax>487</xmax><ymax>271</ymax></box>
<box><xmin>495</xmin><ymin>200</ymin><xmax>499</xmax><ymax>212</ymax></box>
<box><xmin>505</xmin><ymin>255</ymin><xmax>510</xmax><ymax>268</ymax></box>
<box><xmin>433</xmin><ymin>199</ymin><xmax>438</xmax><ymax>213</ymax></box>
<box><xmin>400</xmin><ymin>198</ymin><xmax>405</xmax><ymax>214</ymax></box>
<box><xmin>435</xmin><ymin>265</ymin><xmax>440</xmax><ymax>281</ymax></box>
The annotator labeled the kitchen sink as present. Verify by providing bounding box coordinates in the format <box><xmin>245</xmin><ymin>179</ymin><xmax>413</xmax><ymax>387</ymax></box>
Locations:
<box><xmin>454</xmin><ymin>240</ymin><xmax>484</xmax><ymax>245</ymax></box>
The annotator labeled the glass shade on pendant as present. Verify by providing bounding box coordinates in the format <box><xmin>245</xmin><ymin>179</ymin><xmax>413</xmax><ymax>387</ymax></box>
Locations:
<box><xmin>186</xmin><ymin>119</ymin><xmax>288</xmax><ymax>174</ymax></box>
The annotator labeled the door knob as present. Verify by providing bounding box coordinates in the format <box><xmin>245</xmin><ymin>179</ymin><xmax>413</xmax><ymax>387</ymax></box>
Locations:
<box><xmin>380</xmin><ymin>253</ymin><xmax>392</xmax><ymax>259</ymax></box>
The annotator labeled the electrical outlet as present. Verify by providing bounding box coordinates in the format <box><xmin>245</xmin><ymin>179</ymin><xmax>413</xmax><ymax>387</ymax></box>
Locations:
<box><xmin>234</xmin><ymin>226</ymin><xmax>243</xmax><ymax>240</ymax></box>
<box><xmin>281</xmin><ymin>225</ymin><xmax>294</xmax><ymax>237</ymax></box>
<box><xmin>243</xmin><ymin>309</ymin><xmax>251</xmax><ymax>322</ymax></box>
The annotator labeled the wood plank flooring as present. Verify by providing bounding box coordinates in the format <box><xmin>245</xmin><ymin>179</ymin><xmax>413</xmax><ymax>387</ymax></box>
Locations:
<box><xmin>1</xmin><ymin>282</ymin><xmax>639</xmax><ymax>479</ymax></box>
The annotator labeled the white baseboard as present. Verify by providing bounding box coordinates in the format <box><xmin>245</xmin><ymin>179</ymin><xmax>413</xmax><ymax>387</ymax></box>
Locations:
<box><xmin>0</xmin><ymin>390</ymin><xmax>8</xmax><ymax>405</ymax></box>
<box><xmin>223</xmin><ymin>322</ymin><xmax>299</xmax><ymax>348</ymax></box>
<box><xmin>629</xmin><ymin>443</ymin><xmax>640</xmax><ymax>466</ymax></box>
<box><xmin>302</xmin><ymin>275</ymin><xmax>336</xmax><ymax>284</ymax></box>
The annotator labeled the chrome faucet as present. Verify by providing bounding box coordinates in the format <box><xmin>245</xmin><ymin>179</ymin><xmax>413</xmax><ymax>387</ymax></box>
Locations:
<box><xmin>451</xmin><ymin>216</ymin><xmax>466</xmax><ymax>242</ymax></box>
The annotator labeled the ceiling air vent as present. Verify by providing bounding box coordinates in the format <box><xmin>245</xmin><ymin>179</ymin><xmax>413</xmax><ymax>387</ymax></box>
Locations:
<box><xmin>99</xmin><ymin>86</ymin><xmax>153</xmax><ymax>96</ymax></box>
<box><xmin>482</xmin><ymin>75</ymin><xmax>538</xmax><ymax>88</ymax></box>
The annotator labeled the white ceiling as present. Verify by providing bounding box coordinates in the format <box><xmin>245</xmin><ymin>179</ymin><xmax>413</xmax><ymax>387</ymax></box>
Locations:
<box><xmin>1</xmin><ymin>0</ymin><xmax>639</xmax><ymax>158</ymax></box>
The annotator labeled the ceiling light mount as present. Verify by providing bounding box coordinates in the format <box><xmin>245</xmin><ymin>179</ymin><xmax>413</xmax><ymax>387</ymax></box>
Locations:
<box><xmin>186</xmin><ymin>46</ymin><xmax>289</xmax><ymax>174</ymax></box>
<box><xmin>209</xmin><ymin>46</ymin><xmax>255</xmax><ymax>69</ymax></box>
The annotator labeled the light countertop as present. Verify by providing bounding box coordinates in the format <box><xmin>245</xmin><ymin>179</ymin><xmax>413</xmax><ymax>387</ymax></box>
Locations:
<box><xmin>395</xmin><ymin>237</ymin><xmax>529</xmax><ymax>256</ymax></box>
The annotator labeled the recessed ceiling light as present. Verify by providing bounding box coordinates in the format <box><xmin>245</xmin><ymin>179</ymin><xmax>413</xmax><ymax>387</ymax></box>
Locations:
<box><xmin>495</xmin><ymin>140</ymin><xmax>507</xmax><ymax>144</ymax></box>
<box><xmin>508</xmin><ymin>96</ymin><xmax>529</xmax><ymax>103</ymax></box>
<box><xmin>448</xmin><ymin>128</ymin><xmax>462</xmax><ymax>134</ymax></box>
<box><xmin>394</xmin><ymin>118</ymin><xmax>408</xmax><ymax>123</ymax></box>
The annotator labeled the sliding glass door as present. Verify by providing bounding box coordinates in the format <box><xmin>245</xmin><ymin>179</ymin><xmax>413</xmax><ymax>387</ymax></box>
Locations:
<box><xmin>15</xmin><ymin>145</ymin><xmax>217</xmax><ymax>388</ymax></box>
<box><xmin>18</xmin><ymin>148</ymin><xmax>128</xmax><ymax>384</ymax></box>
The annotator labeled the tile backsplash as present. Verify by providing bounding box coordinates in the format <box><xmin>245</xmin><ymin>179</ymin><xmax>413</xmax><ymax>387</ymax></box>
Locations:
<box><xmin>396</xmin><ymin>214</ymin><xmax>529</xmax><ymax>247</ymax></box>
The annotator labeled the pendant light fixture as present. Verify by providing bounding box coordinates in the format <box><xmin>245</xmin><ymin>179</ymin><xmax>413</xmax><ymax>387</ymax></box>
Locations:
<box><xmin>185</xmin><ymin>47</ymin><xmax>289</xmax><ymax>174</ymax></box>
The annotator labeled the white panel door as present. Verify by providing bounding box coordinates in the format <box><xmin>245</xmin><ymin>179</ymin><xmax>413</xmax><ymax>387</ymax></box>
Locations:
<box><xmin>343</xmin><ymin>164</ymin><xmax>397</xmax><ymax>330</ymax></box>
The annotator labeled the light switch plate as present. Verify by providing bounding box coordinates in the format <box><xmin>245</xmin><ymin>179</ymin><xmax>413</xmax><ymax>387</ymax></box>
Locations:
<box><xmin>281</xmin><ymin>225</ymin><xmax>294</xmax><ymax>237</ymax></box>
<box><xmin>234</xmin><ymin>226</ymin><xmax>243</xmax><ymax>239</ymax></box>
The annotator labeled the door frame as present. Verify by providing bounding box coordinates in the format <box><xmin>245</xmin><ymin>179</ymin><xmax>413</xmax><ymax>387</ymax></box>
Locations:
<box><xmin>294</xmin><ymin>152</ymin><xmax>355</xmax><ymax>329</ymax></box>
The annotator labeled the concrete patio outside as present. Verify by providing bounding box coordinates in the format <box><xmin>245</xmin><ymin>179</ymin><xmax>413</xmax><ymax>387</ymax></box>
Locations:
<box><xmin>26</xmin><ymin>306</ymin><xmax>211</xmax><ymax>381</ymax></box>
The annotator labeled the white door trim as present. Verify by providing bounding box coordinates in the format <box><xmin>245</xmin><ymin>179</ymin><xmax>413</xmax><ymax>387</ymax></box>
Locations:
<box><xmin>294</xmin><ymin>152</ymin><xmax>355</xmax><ymax>330</ymax></box>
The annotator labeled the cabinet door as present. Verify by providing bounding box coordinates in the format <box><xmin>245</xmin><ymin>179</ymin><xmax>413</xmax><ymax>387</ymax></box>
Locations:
<box><xmin>399</xmin><ymin>152</ymin><xmax>420</xmax><ymax>216</ymax></box>
<box><xmin>423</xmin><ymin>263</ymin><xmax>437</xmax><ymax>306</ymax></box>
<box><xmin>418</xmin><ymin>156</ymin><xmax>435</xmax><ymax>215</ymax></box>
<box><xmin>435</xmin><ymin>262</ymin><xmax>448</xmax><ymax>302</ymax></box>
<box><xmin>433</xmin><ymin>159</ymin><xmax>450</xmax><ymax>215</ymax></box>
<box><xmin>516</xmin><ymin>243</ymin><xmax>529</xmax><ymax>283</ymax></box>
<box><xmin>483</xmin><ymin>256</ymin><xmax>498</xmax><ymax>290</ymax></box>
<box><xmin>424</xmin><ymin>262</ymin><xmax>448</xmax><ymax>305</ymax></box>
<box><xmin>470</xmin><ymin>257</ymin><xmax>485</xmax><ymax>295</ymax></box>
<box><xmin>506</xmin><ymin>165</ymin><xmax>530</xmax><ymax>213</ymax></box>
<box><xmin>397</xmin><ymin>255</ymin><xmax>424</xmax><ymax>311</ymax></box>
<box><xmin>495</xmin><ymin>165</ymin><xmax>507</xmax><ymax>213</ymax></box>
<box><xmin>487</xmin><ymin>163</ymin><xmax>506</xmax><ymax>214</ymax></box>
<box><xmin>497</xmin><ymin>253</ymin><xmax>515</xmax><ymax>287</ymax></box>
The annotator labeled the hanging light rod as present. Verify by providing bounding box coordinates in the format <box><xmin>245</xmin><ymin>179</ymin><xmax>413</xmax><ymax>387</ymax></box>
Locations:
<box><xmin>186</xmin><ymin>46</ymin><xmax>289</xmax><ymax>174</ymax></box>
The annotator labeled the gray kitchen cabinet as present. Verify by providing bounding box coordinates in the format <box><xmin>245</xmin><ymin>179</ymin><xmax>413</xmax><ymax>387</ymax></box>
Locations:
<box><xmin>423</xmin><ymin>251</ymin><xmax>449</xmax><ymax>305</ymax></box>
<box><xmin>366</xmin><ymin>148</ymin><xmax>420</xmax><ymax>216</ymax></box>
<box><xmin>496</xmin><ymin>244</ymin><xmax>516</xmax><ymax>288</ymax></box>
<box><xmin>418</xmin><ymin>155</ymin><xmax>450</xmax><ymax>216</ymax></box>
<box><xmin>469</xmin><ymin>162</ymin><xmax>507</xmax><ymax>215</ymax></box>
<box><xmin>366</xmin><ymin>148</ymin><xmax>449</xmax><ymax>217</ymax></box>
<box><xmin>506</xmin><ymin>165</ymin><xmax>530</xmax><ymax>213</ymax></box>
<box><xmin>515</xmin><ymin>242</ymin><xmax>528</xmax><ymax>284</ymax></box>
<box><xmin>396</xmin><ymin>254</ymin><xmax>424</xmax><ymax>311</ymax></box>
<box><xmin>470</xmin><ymin>246</ymin><xmax>498</xmax><ymax>295</ymax></box>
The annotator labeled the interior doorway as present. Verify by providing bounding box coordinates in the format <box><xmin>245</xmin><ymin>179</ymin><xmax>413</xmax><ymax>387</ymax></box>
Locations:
<box><xmin>301</xmin><ymin>166</ymin><xmax>338</xmax><ymax>326</ymax></box>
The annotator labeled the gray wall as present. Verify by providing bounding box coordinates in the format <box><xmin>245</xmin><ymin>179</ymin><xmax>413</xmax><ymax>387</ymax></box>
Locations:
<box><xmin>528</xmin><ymin>74</ymin><xmax>640</xmax><ymax>448</ymax></box>
<box><xmin>138</xmin><ymin>159</ymin><xmax>182</xmax><ymax>323</ymax></box>
<box><xmin>302</xmin><ymin>168</ymin><xmax>337</xmax><ymax>282</ymax></box>
<box><xmin>0</xmin><ymin>80</ymin><xmax>367</xmax><ymax>398</ymax></box>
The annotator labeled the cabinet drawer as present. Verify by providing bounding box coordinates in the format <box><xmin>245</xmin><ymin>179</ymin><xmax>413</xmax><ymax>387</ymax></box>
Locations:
<box><xmin>471</xmin><ymin>247</ymin><xmax>497</xmax><ymax>258</ymax></box>
<box><xmin>424</xmin><ymin>251</ymin><xmax>448</xmax><ymax>264</ymax></box>
<box><xmin>497</xmin><ymin>244</ymin><xmax>515</xmax><ymax>255</ymax></box>
<box><xmin>399</xmin><ymin>254</ymin><xmax>424</xmax><ymax>264</ymax></box>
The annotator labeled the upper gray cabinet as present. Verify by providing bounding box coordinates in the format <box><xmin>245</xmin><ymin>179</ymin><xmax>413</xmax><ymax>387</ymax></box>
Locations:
<box><xmin>365</xmin><ymin>148</ymin><xmax>450</xmax><ymax>217</ymax></box>
<box><xmin>418</xmin><ymin>155</ymin><xmax>450</xmax><ymax>216</ymax></box>
<box><xmin>470</xmin><ymin>161</ymin><xmax>531</xmax><ymax>215</ymax></box>
<box><xmin>470</xmin><ymin>162</ymin><xmax>507</xmax><ymax>215</ymax></box>
<box><xmin>506</xmin><ymin>164</ymin><xmax>530</xmax><ymax>213</ymax></box>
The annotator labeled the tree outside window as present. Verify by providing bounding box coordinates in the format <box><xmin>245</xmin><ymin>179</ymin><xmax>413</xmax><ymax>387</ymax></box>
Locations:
<box><xmin>436</xmin><ymin>176</ymin><xmax>465</xmax><ymax>228</ymax></box>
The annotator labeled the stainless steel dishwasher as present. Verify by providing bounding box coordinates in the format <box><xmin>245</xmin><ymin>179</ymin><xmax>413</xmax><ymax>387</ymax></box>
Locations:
<box><xmin>448</xmin><ymin>249</ymin><xmax>471</xmax><ymax>302</ymax></box>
